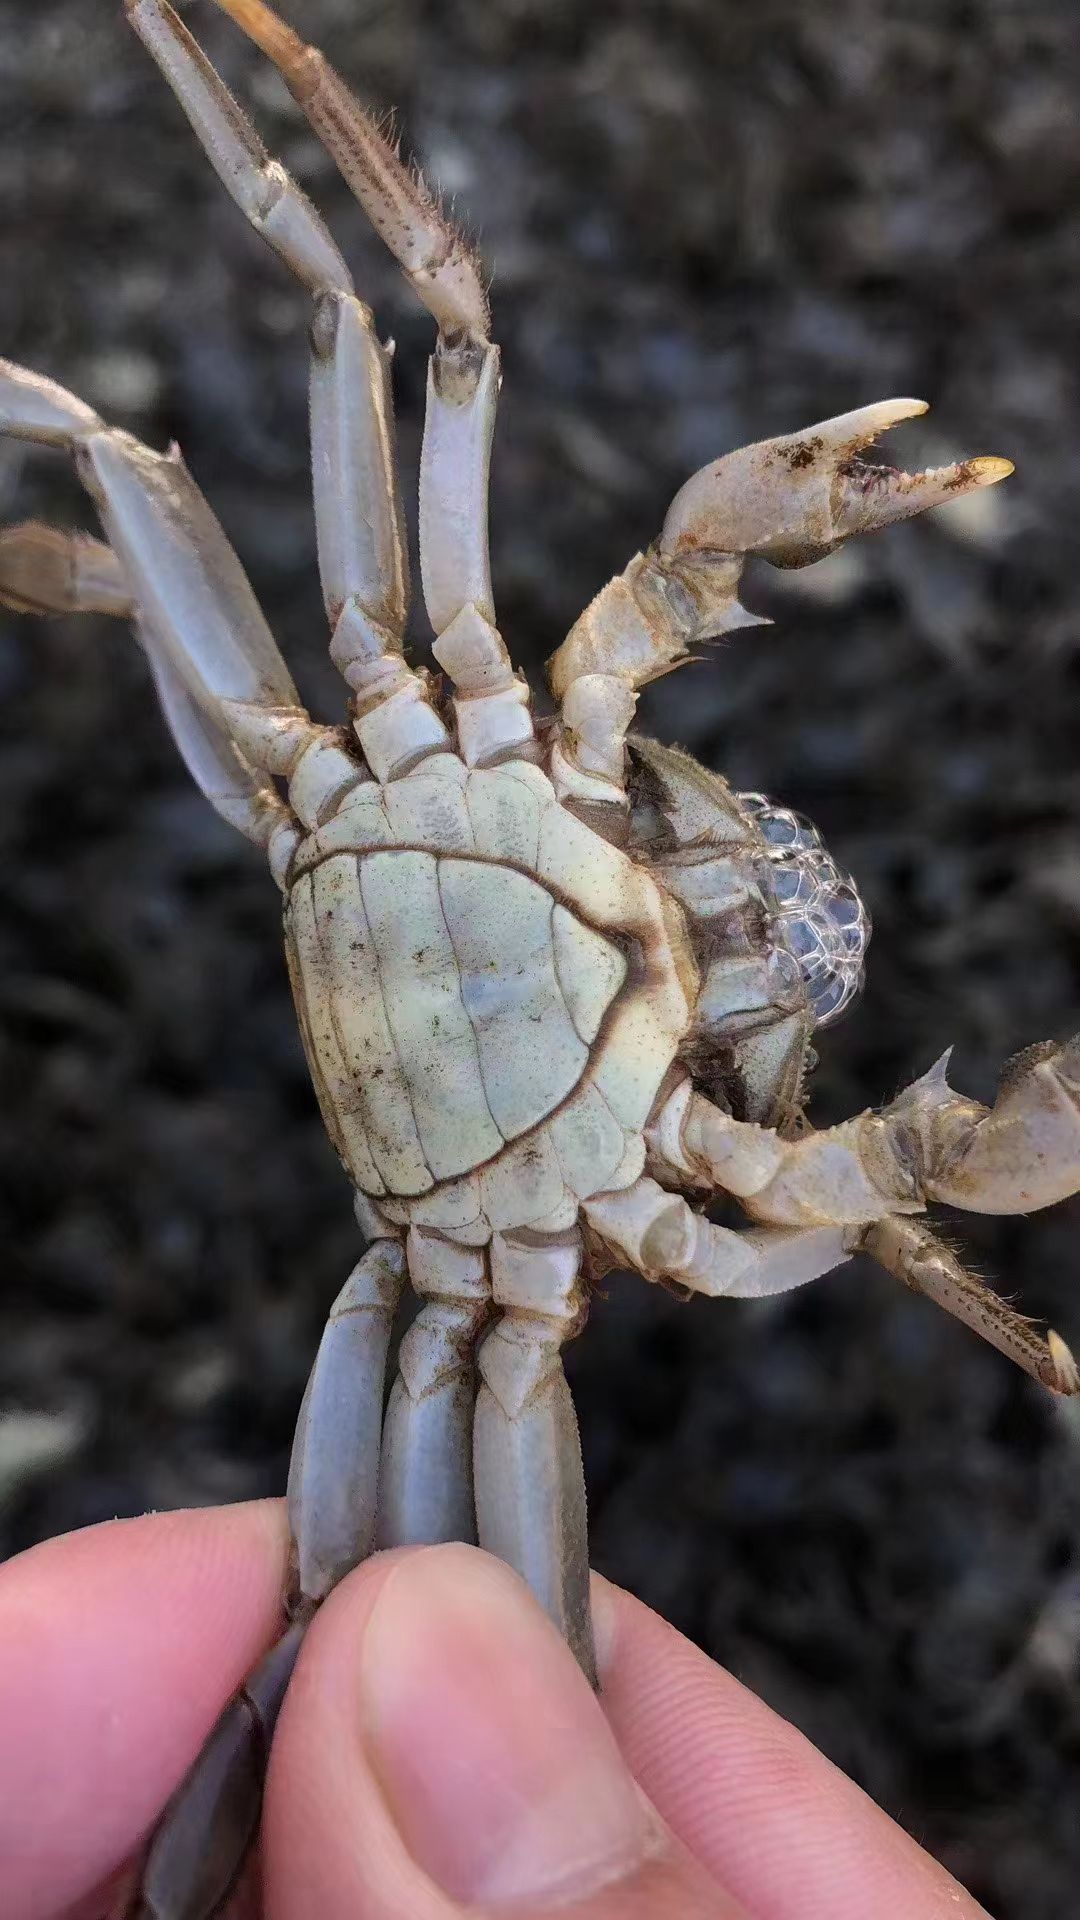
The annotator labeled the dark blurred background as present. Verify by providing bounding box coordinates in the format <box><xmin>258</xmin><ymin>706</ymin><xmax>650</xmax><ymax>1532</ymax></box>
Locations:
<box><xmin>2</xmin><ymin>2</ymin><xmax>1080</xmax><ymax>1912</ymax></box>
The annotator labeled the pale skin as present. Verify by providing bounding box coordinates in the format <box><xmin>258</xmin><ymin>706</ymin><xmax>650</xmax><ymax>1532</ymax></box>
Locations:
<box><xmin>0</xmin><ymin>1503</ymin><xmax>992</xmax><ymax>1920</ymax></box>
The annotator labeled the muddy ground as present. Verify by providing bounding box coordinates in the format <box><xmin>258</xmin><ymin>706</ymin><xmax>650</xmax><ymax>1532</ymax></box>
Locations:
<box><xmin>2</xmin><ymin>2</ymin><xmax>1080</xmax><ymax>1913</ymax></box>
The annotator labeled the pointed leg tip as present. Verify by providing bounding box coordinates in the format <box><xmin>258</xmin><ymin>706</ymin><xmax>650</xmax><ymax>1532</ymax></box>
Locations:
<box><xmin>1046</xmin><ymin>1330</ymin><xmax>1080</xmax><ymax>1395</ymax></box>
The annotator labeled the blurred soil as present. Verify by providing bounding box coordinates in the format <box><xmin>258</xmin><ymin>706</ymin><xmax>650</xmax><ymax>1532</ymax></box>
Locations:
<box><xmin>2</xmin><ymin>3</ymin><xmax>1080</xmax><ymax>1913</ymax></box>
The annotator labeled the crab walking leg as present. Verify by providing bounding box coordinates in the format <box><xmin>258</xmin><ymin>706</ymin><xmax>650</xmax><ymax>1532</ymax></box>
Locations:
<box><xmin>548</xmin><ymin>402</ymin><xmax>1013</xmax><ymax>710</ymax></box>
<box><xmin>140</xmin><ymin>627</ymin><xmax>298</xmax><ymax>855</ymax></box>
<box><xmin>858</xmin><ymin>1216</ymin><xmax>1080</xmax><ymax>1397</ymax></box>
<box><xmin>650</xmin><ymin>1042</ymin><xmax>1080</xmax><ymax>1227</ymax></box>
<box><xmin>135</xmin><ymin>1242</ymin><xmax>406</xmax><ymax>1920</ymax></box>
<box><xmin>182</xmin><ymin>0</ymin><xmax>525</xmax><ymax>760</ymax></box>
<box><xmin>127</xmin><ymin>0</ymin><xmax>451</xmax><ymax>784</ymax></box>
<box><xmin>423</xmin><ymin>342</ymin><xmax>539</xmax><ymax>768</ymax></box>
<box><xmin>648</xmin><ymin>1073</ymin><xmax>1080</xmax><ymax>1396</ymax></box>
<box><xmin>0</xmin><ymin>519</ymin><xmax>131</xmax><ymax>616</ymax></box>
<box><xmin>135</xmin><ymin>1620</ymin><xmax>304</xmax><ymax>1920</ymax></box>
<box><xmin>206</xmin><ymin>0</ymin><xmax>490</xmax><ymax>342</ymax></box>
<box><xmin>0</xmin><ymin>515</ymin><xmax>295</xmax><ymax>854</ymax></box>
<box><xmin>376</xmin><ymin>1230</ymin><xmax>492</xmax><ymax>1548</ymax></box>
<box><xmin>0</xmin><ymin>361</ymin><xmax>368</xmax><ymax>834</ymax></box>
<box><xmin>288</xmin><ymin>1240</ymin><xmax>408</xmax><ymax>1600</ymax></box>
<box><xmin>474</xmin><ymin>1230</ymin><xmax>596</xmax><ymax>1681</ymax></box>
<box><xmin>311</xmin><ymin>293</ymin><xmax>453</xmax><ymax>781</ymax></box>
<box><xmin>137</xmin><ymin>0</ymin><xmax>522</xmax><ymax>768</ymax></box>
<box><xmin>585</xmin><ymin>1177</ymin><xmax>850</xmax><ymax>1301</ymax></box>
<box><xmin>646</xmin><ymin>1076</ymin><xmax>920</xmax><ymax>1227</ymax></box>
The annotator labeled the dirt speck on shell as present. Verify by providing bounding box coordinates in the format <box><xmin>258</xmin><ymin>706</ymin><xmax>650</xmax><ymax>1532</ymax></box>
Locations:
<box><xmin>2</xmin><ymin>6</ymin><xmax>1079</xmax><ymax>1914</ymax></box>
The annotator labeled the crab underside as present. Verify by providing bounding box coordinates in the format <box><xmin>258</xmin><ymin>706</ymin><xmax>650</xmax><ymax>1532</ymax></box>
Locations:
<box><xmin>1</xmin><ymin>2</ymin><xmax>1078</xmax><ymax>1915</ymax></box>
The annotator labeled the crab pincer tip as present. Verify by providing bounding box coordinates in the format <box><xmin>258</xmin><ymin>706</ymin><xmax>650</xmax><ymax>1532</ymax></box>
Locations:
<box><xmin>967</xmin><ymin>455</ymin><xmax>1015</xmax><ymax>486</ymax></box>
<box><xmin>877</xmin><ymin>397</ymin><xmax>930</xmax><ymax>425</ymax></box>
<box><xmin>1047</xmin><ymin>1329</ymin><xmax>1080</xmax><ymax>1395</ymax></box>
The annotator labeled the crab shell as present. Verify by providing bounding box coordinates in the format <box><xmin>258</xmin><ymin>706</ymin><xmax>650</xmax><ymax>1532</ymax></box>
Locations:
<box><xmin>283</xmin><ymin>747</ymin><xmax>815</xmax><ymax>1245</ymax></box>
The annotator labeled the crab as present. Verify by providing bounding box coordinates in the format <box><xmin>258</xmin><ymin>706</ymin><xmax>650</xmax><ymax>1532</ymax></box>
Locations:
<box><xmin>2</xmin><ymin>0</ymin><xmax>1079</xmax><ymax>1914</ymax></box>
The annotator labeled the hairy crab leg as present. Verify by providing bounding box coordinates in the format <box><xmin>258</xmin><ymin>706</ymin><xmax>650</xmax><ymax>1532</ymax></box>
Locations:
<box><xmin>547</xmin><ymin>401</ymin><xmax>1013</xmax><ymax>722</ymax></box>
<box><xmin>135</xmin><ymin>1241</ymin><xmax>406</xmax><ymax>1920</ymax></box>
<box><xmin>0</xmin><ymin>517</ymin><xmax>293</xmax><ymax>853</ymax></box>
<box><xmin>376</xmin><ymin>1230</ymin><xmax>491</xmax><ymax>1549</ymax></box>
<box><xmin>647</xmin><ymin>1072</ymin><xmax>1080</xmax><ymax>1396</ymax></box>
<box><xmin>858</xmin><ymin>1216</ymin><xmax>1080</xmax><ymax>1396</ymax></box>
<box><xmin>0</xmin><ymin>360</ymin><xmax>362</xmax><ymax>841</ymax></box>
<box><xmin>200</xmin><ymin>0</ymin><xmax>535</xmax><ymax>770</ymax></box>
<box><xmin>206</xmin><ymin>0</ymin><xmax>489</xmax><ymax>342</ymax></box>
<box><xmin>127</xmin><ymin>0</ymin><xmax>450</xmax><ymax>787</ymax></box>
<box><xmin>474</xmin><ymin>1229</ymin><xmax>597</xmax><ymax>1683</ymax></box>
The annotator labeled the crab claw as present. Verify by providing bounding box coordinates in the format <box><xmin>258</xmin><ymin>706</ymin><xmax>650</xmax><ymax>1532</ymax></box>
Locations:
<box><xmin>660</xmin><ymin>398</ymin><xmax>1013</xmax><ymax>569</ymax></box>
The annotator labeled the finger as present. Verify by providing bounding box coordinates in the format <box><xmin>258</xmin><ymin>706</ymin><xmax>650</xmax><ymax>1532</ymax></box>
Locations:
<box><xmin>0</xmin><ymin>1500</ymin><xmax>288</xmax><ymax>1919</ymax></box>
<box><xmin>265</xmin><ymin>1542</ymin><xmax>745</xmax><ymax>1919</ymax></box>
<box><xmin>591</xmin><ymin>1575</ymin><xmax>991</xmax><ymax>1920</ymax></box>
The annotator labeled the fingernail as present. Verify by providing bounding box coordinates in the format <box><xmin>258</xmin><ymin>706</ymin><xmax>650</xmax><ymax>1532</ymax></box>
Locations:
<box><xmin>360</xmin><ymin>1546</ymin><xmax>650</xmax><ymax>1905</ymax></box>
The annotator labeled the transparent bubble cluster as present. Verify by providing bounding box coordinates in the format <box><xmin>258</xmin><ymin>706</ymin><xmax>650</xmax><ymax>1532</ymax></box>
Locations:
<box><xmin>737</xmin><ymin>793</ymin><xmax>871</xmax><ymax>1028</ymax></box>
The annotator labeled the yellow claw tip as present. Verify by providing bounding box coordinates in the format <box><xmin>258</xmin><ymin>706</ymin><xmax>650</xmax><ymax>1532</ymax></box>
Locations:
<box><xmin>1047</xmin><ymin>1329</ymin><xmax>1080</xmax><ymax>1394</ymax></box>
<box><xmin>969</xmin><ymin>456</ymin><xmax>1015</xmax><ymax>485</ymax></box>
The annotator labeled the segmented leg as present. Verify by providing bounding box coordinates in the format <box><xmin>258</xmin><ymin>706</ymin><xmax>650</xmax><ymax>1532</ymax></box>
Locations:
<box><xmin>584</xmin><ymin>1176</ymin><xmax>850</xmax><ymax>1300</ymax></box>
<box><xmin>195</xmin><ymin>0</ymin><xmax>534</xmax><ymax>771</ymax></box>
<box><xmin>423</xmin><ymin>341</ymin><xmax>539</xmax><ymax>769</ymax></box>
<box><xmin>650</xmin><ymin>1045</ymin><xmax>1080</xmax><ymax>1227</ymax></box>
<box><xmin>127</xmin><ymin>0</ymin><xmax>452</xmax><ymax>784</ymax></box>
<box><xmin>376</xmin><ymin>1229</ymin><xmax>492</xmax><ymax>1548</ymax></box>
<box><xmin>0</xmin><ymin>517</ymin><xmax>293</xmax><ymax>856</ymax></box>
<box><xmin>0</xmin><ymin>520</ymin><xmax>130</xmax><ymax>616</ymax></box>
<box><xmin>858</xmin><ymin>1216</ymin><xmax>1080</xmax><ymax>1397</ymax></box>
<box><xmin>0</xmin><ymin>361</ymin><xmax>364</xmax><ymax>840</ymax></box>
<box><xmin>547</xmin><ymin>403</ymin><xmax>1013</xmax><ymax>815</ymax></box>
<box><xmin>136</xmin><ymin>1241</ymin><xmax>406</xmax><ymax>1920</ymax></box>
<box><xmin>204</xmin><ymin>0</ymin><xmax>489</xmax><ymax>341</ymax></box>
<box><xmin>647</xmin><ymin>1074</ymin><xmax>1080</xmax><ymax>1396</ymax></box>
<box><xmin>135</xmin><ymin>1623</ymin><xmax>303</xmax><ymax>1920</ymax></box>
<box><xmin>474</xmin><ymin>1229</ymin><xmax>596</xmax><ymax>1683</ymax></box>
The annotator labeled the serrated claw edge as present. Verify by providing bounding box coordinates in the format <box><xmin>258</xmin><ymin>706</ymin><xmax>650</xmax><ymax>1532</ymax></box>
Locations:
<box><xmin>660</xmin><ymin>396</ymin><xmax>1014</xmax><ymax>567</ymax></box>
<box><xmin>834</xmin><ymin>448</ymin><xmax>1014</xmax><ymax>541</ymax></box>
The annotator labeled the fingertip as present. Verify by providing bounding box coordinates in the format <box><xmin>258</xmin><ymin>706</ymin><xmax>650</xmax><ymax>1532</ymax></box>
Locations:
<box><xmin>266</xmin><ymin>1546</ymin><xmax>730</xmax><ymax>1919</ymax></box>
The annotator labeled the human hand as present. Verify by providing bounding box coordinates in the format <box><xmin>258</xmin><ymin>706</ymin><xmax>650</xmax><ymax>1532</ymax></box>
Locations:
<box><xmin>0</xmin><ymin>1502</ymin><xmax>990</xmax><ymax>1919</ymax></box>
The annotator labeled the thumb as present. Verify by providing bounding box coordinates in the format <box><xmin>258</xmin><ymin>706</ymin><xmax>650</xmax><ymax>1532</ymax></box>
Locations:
<box><xmin>263</xmin><ymin>1542</ymin><xmax>744</xmax><ymax>1920</ymax></box>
